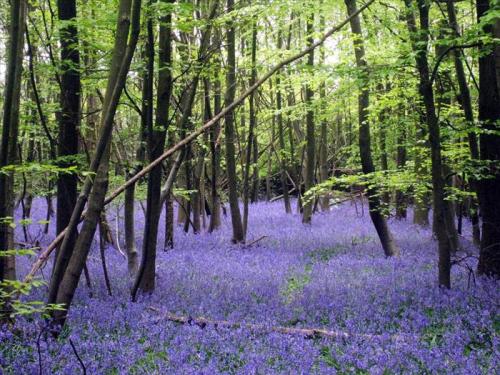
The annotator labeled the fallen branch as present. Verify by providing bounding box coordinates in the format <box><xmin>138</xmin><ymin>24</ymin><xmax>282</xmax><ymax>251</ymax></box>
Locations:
<box><xmin>270</xmin><ymin>189</ymin><xmax>296</xmax><ymax>202</ymax></box>
<box><xmin>22</xmin><ymin>0</ymin><xmax>376</xmax><ymax>285</ymax></box>
<box><xmin>148</xmin><ymin>307</ymin><xmax>416</xmax><ymax>342</ymax></box>
<box><xmin>243</xmin><ymin>235</ymin><xmax>268</xmax><ymax>248</ymax></box>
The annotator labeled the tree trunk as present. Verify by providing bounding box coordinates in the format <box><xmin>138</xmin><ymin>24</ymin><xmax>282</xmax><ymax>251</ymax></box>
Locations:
<box><xmin>404</xmin><ymin>0</ymin><xmax>451</xmax><ymax>287</ymax></box>
<box><xmin>395</xmin><ymin>126</ymin><xmax>407</xmax><ymax>219</ymax></box>
<box><xmin>476</xmin><ymin>0</ymin><xmax>500</xmax><ymax>278</ymax></box>
<box><xmin>133</xmin><ymin>0</ymin><xmax>217</xmax><ymax>299</ymax></box>
<box><xmin>51</xmin><ymin>0</ymin><xmax>142</xmax><ymax>328</ymax></box>
<box><xmin>0</xmin><ymin>0</ymin><xmax>26</xmax><ymax>321</ymax></box>
<box><xmin>243</xmin><ymin>19</ymin><xmax>257</xmax><ymax>236</ymax></box>
<box><xmin>208</xmin><ymin>38</ymin><xmax>223</xmax><ymax>232</ymax></box>
<box><xmin>413</xmin><ymin>121</ymin><xmax>430</xmax><ymax>226</ymax></box>
<box><xmin>445</xmin><ymin>0</ymin><xmax>480</xmax><ymax>245</ymax></box>
<box><xmin>345</xmin><ymin>0</ymin><xmax>399</xmax><ymax>257</ymax></box>
<box><xmin>275</xmin><ymin>34</ymin><xmax>292</xmax><ymax>214</ymax></box>
<box><xmin>302</xmin><ymin>13</ymin><xmax>315</xmax><ymax>224</ymax></box>
<box><xmin>318</xmin><ymin>15</ymin><xmax>329</xmax><ymax>212</ymax></box>
<box><xmin>135</xmin><ymin>0</ymin><xmax>159</xmax><ymax>295</ymax></box>
<box><xmin>55</xmin><ymin>0</ymin><xmax>81</xmax><ymax>282</ymax></box>
<box><xmin>225</xmin><ymin>0</ymin><xmax>245</xmax><ymax>243</ymax></box>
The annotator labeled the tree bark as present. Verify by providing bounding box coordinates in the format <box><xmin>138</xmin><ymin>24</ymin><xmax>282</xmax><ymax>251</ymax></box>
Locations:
<box><xmin>302</xmin><ymin>12</ymin><xmax>315</xmax><ymax>224</ymax></box>
<box><xmin>275</xmin><ymin>35</ymin><xmax>292</xmax><ymax>214</ymax></box>
<box><xmin>345</xmin><ymin>0</ymin><xmax>399</xmax><ymax>257</ymax></box>
<box><xmin>404</xmin><ymin>0</ymin><xmax>451</xmax><ymax>287</ymax></box>
<box><xmin>445</xmin><ymin>0</ymin><xmax>480</xmax><ymax>245</ymax></box>
<box><xmin>54</xmin><ymin>0</ymin><xmax>82</xmax><ymax>285</ymax></box>
<box><xmin>243</xmin><ymin>18</ymin><xmax>258</xmax><ymax>237</ymax></box>
<box><xmin>476</xmin><ymin>0</ymin><xmax>500</xmax><ymax>278</ymax></box>
<box><xmin>0</xmin><ymin>0</ymin><xmax>26</xmax><ymax>321</ymax></box>
<box><xmin>395</xmin><ymin>126</ymin><xmax>407</xmax><ymax>219</ymax></box>
<box><xmin>134</xmin><ymin>0</ymin><xmax>160</xmax><ymax>294</ymax></box>
<box><xmin>224</xmin><ymin>0</ymin><xmax>245</xmax><ymax>243</ymax></box>
<box><xmin>208</xmin><ymin>37</ymin><xmax>223</xmax><ymax>232</ymax></box>
<box><xmin>50</xmin><ymin>0</ymin><xmax>142</xmax><ymax>328</ymax></box>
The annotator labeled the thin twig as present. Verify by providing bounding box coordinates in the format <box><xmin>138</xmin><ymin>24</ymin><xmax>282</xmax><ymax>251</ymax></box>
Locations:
<box><xmin>69</xmin><ymin>339</ymin><xmax>87</xmax><ymax>375</ymax></box>
<box><xmin>244</xmin><ymin>235</ymin><xmax>268</xmax><ymax>248</ymax></box>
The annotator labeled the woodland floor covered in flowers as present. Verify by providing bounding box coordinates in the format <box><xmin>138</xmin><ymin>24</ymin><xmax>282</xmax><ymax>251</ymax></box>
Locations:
<box><xmin>1</xmin><ymin>199</ymin><xmax>499</xmax><ymax>374</ymax></box>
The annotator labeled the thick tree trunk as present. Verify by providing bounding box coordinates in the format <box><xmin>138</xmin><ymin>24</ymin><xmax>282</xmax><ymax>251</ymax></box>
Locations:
<box><xmin>55</xmin><ymin>0</ymin><xmax>81</xmax><ymax>283</ymax></box>
<box><xmin>345</xmin><ymin>0</ymin><xmax>399</xmax><ymax>257</ymax></box>
<box><xmin>225</xmin><ymin>0</ymin><xmax>245</xmax><ymax>243</ymax></box>
<box><xmin>0</xmin><ymin>0</ymin><xmax>26</xmax><ymax>321</ymax></box>
<box><xmin>50</xmin><ymin>0</ymin><xmax>142</xmax><ymax>328</ymax></box>
<box><xmin>135</xmin><ymin>1</ymin><xmax>159</xmax><ymax>295</ymax></box>
<box><xmin>476</xmin><ymin>0</ymin><xmax>500</xmax><ymax>278</ymax></box>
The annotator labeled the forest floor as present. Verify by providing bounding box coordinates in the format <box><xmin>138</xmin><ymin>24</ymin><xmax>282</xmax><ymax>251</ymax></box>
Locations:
<box><xmin>1</xmin><ymin>199</ymin><xmax>499</xmax><ymax>374</ymax></box>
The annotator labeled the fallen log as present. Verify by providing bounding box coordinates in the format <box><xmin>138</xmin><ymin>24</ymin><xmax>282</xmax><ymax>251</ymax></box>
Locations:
<box><xmin>148</xmin><ymin>307</ymin><xmax>416</xmax><ymax>342</ymax></box>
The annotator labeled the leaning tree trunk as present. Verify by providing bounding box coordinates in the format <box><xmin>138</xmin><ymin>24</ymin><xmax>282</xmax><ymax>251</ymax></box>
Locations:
<box><xmin>345</xmin><ymin>0</ymin><xmax>399</xmax><ymax>257</ymax></box>
<box><xmin>54</xmin><ymin>0</ymin><xmax>81</xmax><ymax>282</ymax></box>
<box><xmin>0</xmin><ymin>0</ymin><xmax>26</xmax><ymax>321</ymax></box>
<box><xmin>476</xmin><ymin>0</ymin><xmax>500</xmax><ymax>278</ymax></box>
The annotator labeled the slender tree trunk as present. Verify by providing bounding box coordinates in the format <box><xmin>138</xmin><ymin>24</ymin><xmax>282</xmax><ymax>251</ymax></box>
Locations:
<box><xmin>395</xmin><ymin>126</ymin><xmax>407</xmax><ymax>219</ymax></box>
<box><xmin>377</xmin><ymin>86</ymin><xmax>390</xmax><ymax>206</ymax></box>
<box><xmin>476</xmin><ymin>0</ymin><xmax>500</xmax><ymax>277</ymax></box>
<box><xmin>413</xmin><ymin>121</ymin><xmax>430</xmax><ymax>226</ymax></box>
<box><xmin>208</xmin><ymin>46</ymin><xmax>223</xmax><ymax>231</ymax></box>
<box><xmin>318</xmin><ymin>3</ymin><xmax>329</xmax><ymax>212</ymax></box>
<box><xmin>243</xmin><ymin>19</ymin><xmax>257</xmax><ymax>236</ymax></box>
<box><xmin>124</xmin><ymin>176</ymin><xmax>139</xmax><ymax>278</ymax></box>
<box><xmin>404</xmin><ymin>0</ymin><xmax>451</xmax><ymax>287</ymax></box>
<box><xmin>302</xmin><ymin>12</ymin><xmax>315</xmax><ymax>224</ymax></box>
<box><xmin>225</xmin><ymin>0</ymin><xmax>244</xmax><ymax>243</ymax></box>
<box><xmin>251</xmin><ymin>131</ymin><xmax>259</xmax><ymax>202</ymax></box>
<box><xmin>345</xmin><ymin>0</ymin><xmax>399</xmax><ymax>257</ymax></box>
<box><xmin>445</xmin><ymin>0</ymin><xmax>480</xmax><ymax>245</ymax></box>
<box><xmin>276</xmin><ymin>34</ymin><xmax>292</xmax><ymax>214</ymax></box>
